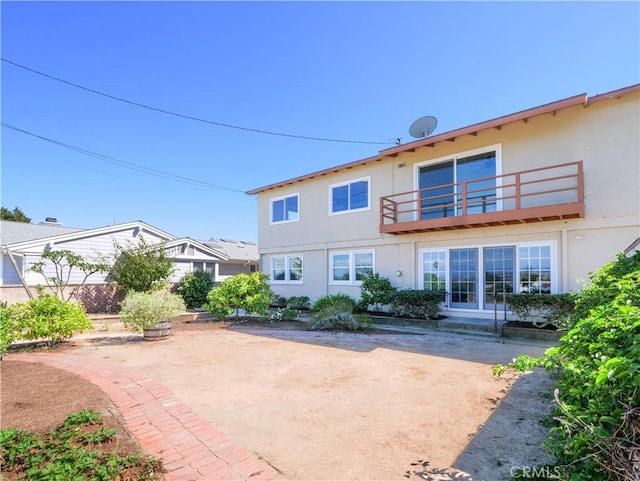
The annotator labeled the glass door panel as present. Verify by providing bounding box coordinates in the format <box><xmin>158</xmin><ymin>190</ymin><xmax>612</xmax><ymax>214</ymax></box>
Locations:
<box><xmin>457</xmin><ymin>152</ymin><xmax>497</xmax><ymax>215</ymax></box>
<box><xmin>419</xmin><ymin>161</ymin><xmax>454</xmax><ymax>219</ymax></box>
<box><xmin>450</xmin><ymin>248</ymin><xmax>478</xmax><ymax>309</ymax></box>
<box><xmin>484</xmin><ymin>246</ymin><xmax>515</xmax><ymax>310</ymax></box>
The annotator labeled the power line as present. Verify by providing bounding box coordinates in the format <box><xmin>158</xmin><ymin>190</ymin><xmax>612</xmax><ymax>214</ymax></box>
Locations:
<box><xmin>1</xmin><ymin>122</ymin><xmax>247</xmax><ymax>193</ymax></box>
<box><xmin>2</xmin><ymin>58</ymin><xmax>395</xmax><ymax>146</ymax></box>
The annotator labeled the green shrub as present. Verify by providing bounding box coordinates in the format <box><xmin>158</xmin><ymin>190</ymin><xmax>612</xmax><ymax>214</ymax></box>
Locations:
<box><xmin>507</xmin><ymin>293</ymin><xmax>576</xmax><ymax>329</ymax></box>
<box><xmin>310</xmin><ymin>311</ymin><xmax>371</xmax><ymax>331</ymax></box>
<box><xmin>271</xmin><ymin>294</ymin><xmax>287</xmax><ymax>307</ymax></box>
<box><xmin>8</xmin><ymin>295</ymin><xmax>94</xmax><ymax>345</ymax></box>
<box><xmin>270</xmin><ymin>307</ymin><xmax>299</xmax><ymax>321</ymax></box>
<box><xmin>311</xmin><ymin>293</ymin><xmax>357</xmax><ymax>313</ymax></box>
<box><xmin>286</xmin><ymin>296</ymin><xmax>310</xmax><ymax>310</ymax></box>
<box><xmin>389</xmin><ymin>289</ymin><xmax>445</xmax><ymax>319</ymax></box>
<box><xmin>120</xmin><ymin>290</ymin><xmax>186</xmax><ymax>332</ymax></box>
<box><xmin>573</xmin><ymin>250</ymin><xmax>640</xmax><ymax>320</ymax></box>
<box><xmin>358</xmin><ymin>272</ymin><xmax>396</xmax><ymax>312</ymax></box>
<box><xmin>110</xmin><ymin>236</ymin><xmax>174</xmax><ymax>293</ymax></box>
<box><xmin>176</xmin><ymin>272</ymin><xmax>214</xmax><ymax>309</ymax></box>
<box><xmin>494</xmin><ymin>251</ymin><xmax>640</xmax><ymax>480</ymax></box>
<box><xmin>204</xmin><ymin>272</ymin><xmax>274</xmax><ymax>320</ymax></box>
<box><xmin>0</xmin><ymin>302</ymin><xmax>18</xmax><ymax>355</ymax></box>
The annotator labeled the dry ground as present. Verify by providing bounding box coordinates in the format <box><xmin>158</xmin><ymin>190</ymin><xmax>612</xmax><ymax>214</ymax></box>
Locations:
<box><xmin>1</xmin><ymin>319</ymin><xmax>556</xmax><ymax>481</ymax></box>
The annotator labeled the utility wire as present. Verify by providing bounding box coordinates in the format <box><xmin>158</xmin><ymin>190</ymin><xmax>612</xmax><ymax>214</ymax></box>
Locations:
<box><xmin>1</xmin><ymin>122</ymin><xmax>247</xmax><ymax>193</ymax></box>
<box><xmin>2</xmin><ymin>58</ymin><xmax>394</xmax><ymax>146</ymax></box>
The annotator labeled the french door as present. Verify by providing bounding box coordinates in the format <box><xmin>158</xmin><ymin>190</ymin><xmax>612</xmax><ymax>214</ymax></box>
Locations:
<box><xmin>449</xmin><ymin>248</ymin><xmax>478</xmax><ymax>309</ymax></box>
<box><xmin>423</xmin><ymin>245</ymin><xmax>520</xmax><ymax>311</ymax></box>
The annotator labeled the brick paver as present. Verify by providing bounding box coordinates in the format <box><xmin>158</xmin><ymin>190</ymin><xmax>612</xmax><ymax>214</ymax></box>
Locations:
<box><xmin>4</xmin><ymin>351</ymin><xmax>282</xmax><ymax>481</ymax></box>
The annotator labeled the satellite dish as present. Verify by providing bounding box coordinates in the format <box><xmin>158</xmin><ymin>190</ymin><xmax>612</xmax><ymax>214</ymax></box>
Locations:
<box><xmin>409</xmin><ymin>115</ymin><xmax>438</xmax><ymax>139</ymax></box>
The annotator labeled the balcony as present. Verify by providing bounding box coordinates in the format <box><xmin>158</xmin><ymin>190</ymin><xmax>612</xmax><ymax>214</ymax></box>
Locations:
<box><xmin>380</xmin><ymin>161</ymin><xmax>584</xmax><ymax>235</ymax></box>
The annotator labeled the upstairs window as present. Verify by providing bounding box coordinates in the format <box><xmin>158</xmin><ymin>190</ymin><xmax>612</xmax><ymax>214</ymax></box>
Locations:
<box><xmin>330</xmin><ymin>177</ymin><xmax>370</xmax><ymax>214</ymax></box>
<box><xmin>271</xmin><ymin>194</ymin><xmax>299</xmax><ymax>224</ymax></box>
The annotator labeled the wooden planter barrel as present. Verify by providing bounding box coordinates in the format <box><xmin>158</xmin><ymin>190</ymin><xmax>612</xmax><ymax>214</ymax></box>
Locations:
<box><xmin>143</xmin><ymin>321</ymin><xmax>173</xmax><ymax>341</ymax></box>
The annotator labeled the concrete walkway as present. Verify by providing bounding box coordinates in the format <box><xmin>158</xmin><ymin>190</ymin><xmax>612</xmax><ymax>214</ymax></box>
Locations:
<box><xmin>4</xmin><ymin>350</ymin><xmax>281</xmax><ymax>481</ymax></box>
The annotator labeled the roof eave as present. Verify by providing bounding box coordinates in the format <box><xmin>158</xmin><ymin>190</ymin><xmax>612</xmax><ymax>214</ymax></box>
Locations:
<box><xmin>246</xmin><ymin>83</ymin><xmax>640</xmax><ymax>195</ymax></box>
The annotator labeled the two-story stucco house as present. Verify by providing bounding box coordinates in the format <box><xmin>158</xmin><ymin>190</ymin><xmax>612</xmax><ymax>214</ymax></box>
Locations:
<box><xmin>248</xmin><ymin>84</ymin><xmax>640</xmax><ymax>318</ymax></box>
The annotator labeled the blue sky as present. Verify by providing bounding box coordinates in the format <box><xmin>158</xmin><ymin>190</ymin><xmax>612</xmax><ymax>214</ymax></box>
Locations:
<box><xmin>1</xmin><ymin>1</ymin><xmax>638</xmax><ymax>242</ymax></box>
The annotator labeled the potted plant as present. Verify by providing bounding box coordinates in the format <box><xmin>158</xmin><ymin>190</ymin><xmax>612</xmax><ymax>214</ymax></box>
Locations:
<box><xmin>119</xmin><ymin>290</ymin><xmax>186</xmax><ymax>341</ymax></box>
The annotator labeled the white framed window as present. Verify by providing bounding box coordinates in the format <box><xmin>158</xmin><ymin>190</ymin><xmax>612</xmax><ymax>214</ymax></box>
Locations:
<box><xmin>421</xmin><ymin>249</ymin><xmax>447</xmax><ymax>291</ymax></box>
<box><xmin>330</xmin><ymin>250</ymin><xmax>374</xmax><ymax>284</ymax></box>
<box><xmin>270</xmin><ymin>193</ymin><xmax>299</xmax><ymax>224</ymax></box>
<box><xmin>329</xmin><ymin>177</ymin><xmax>370</xmax><ymax>215</ymax></box>
<box><xmin>192</xmin><ymin>262</ymin><xmax>215</xmax><ymax>276</ymax></box>
<box><xmin>270</xmin><ymin>255</ymin><xmax>303</xmax><ymax>284</ymax></box>
<box><xmin>518</xmin><ymin>243</ymin><xmax>553</xmax><ymax>294</ymax></box>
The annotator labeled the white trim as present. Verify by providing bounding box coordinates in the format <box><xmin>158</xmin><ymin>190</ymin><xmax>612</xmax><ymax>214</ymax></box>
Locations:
<box><xmin>329</xmin><ymin>249</ymin><xmax>375</xmax><ymax>285</ymax></box>
<box><xmin>418</xmin><ymin>240</ymin><xmax>557</xmax><ymax>313</ymax></box>
<box><xmin>269</xmin><ymin>193</ymin><xmax>300</xmax><ymax>225</ymax></box>
<box><xmin>328</xmin><ymin>176</ymin><xmax>371</xmax><ymax>216</ymax></box>
<box><xmin>269</xmin><ymin>254</ymin><xmax>304</xmax><ymax>285</ymax></box>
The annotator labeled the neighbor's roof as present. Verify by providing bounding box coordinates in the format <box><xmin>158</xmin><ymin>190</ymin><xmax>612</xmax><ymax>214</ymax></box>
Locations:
<box><xmin>247</xmin><ymin>83</ymin><xmax>640</xmax><ymax>195</ymax></box>
<box><xmin>2</xmin><ymin>220</ymin><xmax>175</xmax><ymax>251</ymax></box>
<box><xmin>202</xmin><ymin>238</ymin><xmax>258</xmax><ymax>262</ymax></box>
<box><xmin>0</xmin><ymin>220</ymin><xmax>84</xmax><ymax>245</ymax></box>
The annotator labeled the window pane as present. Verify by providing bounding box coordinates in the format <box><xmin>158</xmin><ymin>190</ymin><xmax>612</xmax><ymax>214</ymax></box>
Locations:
<box><xmin>272</xmin><ymin>199</ymin><xmax>284</xmax><ymax>223</ymax></box>
<box><xmin>333</xmin><ymin>268</ymin><xmax>350</xmax><ymax>281</ymax></box>
<box><xmin>457</xmin><ymin>152</ymin><xmax>497</xmax><ymax>215</ymax></box>
<box><xmin>519</xmin><ymin>246</ymin><xmax>552</xmax><ymax>293</ymax></box>
<box><xmin>350</xmin><ymin>181</ymin><xmax>369</xmax><ymax>210</ymax></box>
<box><xmin>193</xmin><ymin>262</ymin><xmax>204</xmax><ymax>273</ymax></box>
<box><xmin>332</xmin><ymin>185</ymin><xmax>349</xmax><ymax>212</ymax></box>
<box><xmin>333</xmin><ymin>254</ymin><xmax>349</xmax><ymax>268</ymax></box>
<box><xmin>285</xmin><ymin>196</ymin><xmax>299</xmax><ymax>221</ymax></box>
<box><xmin>354</xmin><ymin>252</ymin><xmax>373</xmax><ymax>268</ymax></box>
<box><xmin>272</xmin><ymin>257</ymin><xmax>285</xmax><ymax>281</ymax></box>
<box><xmin>419</xmin><ymin>161</ymin><xmax>455</xmax><ymax>219</ymax></box>
<box><xmin>288</xmin><ymin>256</ymin><xmax>303</xmax><ymax>282</ymax></box>
<box><xmin>332</xmin><ymin>253</ymin><xmax>350</xmax><ymax>281</ymax></box>
<box><xmin>423</xmin><ymin>251</ymin><xmax>446</xmax><ymax>291</ymax></box>
<box><xmin>355</xmin><ymin>267</ymin><xmax>373</xmax><ymax>280</ymax></box>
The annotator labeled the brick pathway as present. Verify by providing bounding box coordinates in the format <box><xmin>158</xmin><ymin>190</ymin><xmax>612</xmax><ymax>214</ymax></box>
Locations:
<box><xmin>4</xmin><ymin>351</ymin><xmax>282</xmax><ymax>481</ymax></box>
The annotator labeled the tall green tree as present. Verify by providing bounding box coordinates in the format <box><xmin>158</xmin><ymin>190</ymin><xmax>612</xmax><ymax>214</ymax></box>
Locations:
<box><xmin>110</xmin><ymin>236</ymin><xmax>175</xmax><ymax>293</ymax></box>
<box><xmin>1</xmin><ymin>206</ymin><xmax>31</xmax><ymax>223</ymax></box>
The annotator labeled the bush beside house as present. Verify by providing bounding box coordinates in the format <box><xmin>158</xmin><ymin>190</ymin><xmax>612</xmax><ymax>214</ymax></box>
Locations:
<box><xmin>494</xmin><ymin>251</ymin><xmax>640</xmax><ymax>480</ymax></box>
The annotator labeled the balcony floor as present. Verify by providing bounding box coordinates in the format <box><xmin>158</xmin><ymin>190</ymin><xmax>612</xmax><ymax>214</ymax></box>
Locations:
<box><xmin>380</xmin><ymin>202</ymin><xmax>584</xmax><ymax>235</ymax></box>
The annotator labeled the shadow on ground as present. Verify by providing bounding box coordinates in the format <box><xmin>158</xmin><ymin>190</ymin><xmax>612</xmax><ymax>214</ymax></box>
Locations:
<box><xmin>226</xmin><ymin>324</ymin><xmax>554</xmax><ymax>366</ymax></box>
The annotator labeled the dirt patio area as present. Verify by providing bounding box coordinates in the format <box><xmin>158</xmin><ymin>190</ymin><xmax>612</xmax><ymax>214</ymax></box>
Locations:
<box><xmin>2</xmin><ymin>319</ymin><xmax>558</xmax><ymax>480</ymax></box>
<box><xmin>16</xmin><ymin>321</ymin><xmax>556</xmax><ymax>481</ymax></box>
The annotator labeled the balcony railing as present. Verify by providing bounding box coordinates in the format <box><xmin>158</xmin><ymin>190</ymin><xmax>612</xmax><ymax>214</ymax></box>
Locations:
<box><xmin>380</xmin><ymin>161</ymin><xmax>584</xmax><ymax>234</ymax></box>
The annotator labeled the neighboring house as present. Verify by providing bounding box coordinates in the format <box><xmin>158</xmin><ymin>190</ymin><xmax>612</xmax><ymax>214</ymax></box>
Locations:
<box><xmin>0</xmin><ymin>219</ymin><xmax>258</xmax><ymax>310</ymax></box>
<box><xmin>248</xmin><ymin>84</ymin><xmax>640</xmax><ymax>318</ymax></box>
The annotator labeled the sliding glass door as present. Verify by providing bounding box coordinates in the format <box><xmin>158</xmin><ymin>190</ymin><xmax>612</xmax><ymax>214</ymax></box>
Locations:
<box><xmin>418</xmin><ymin>148</ymin><xmax>497</xmax><ymax>220</ymax></box>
